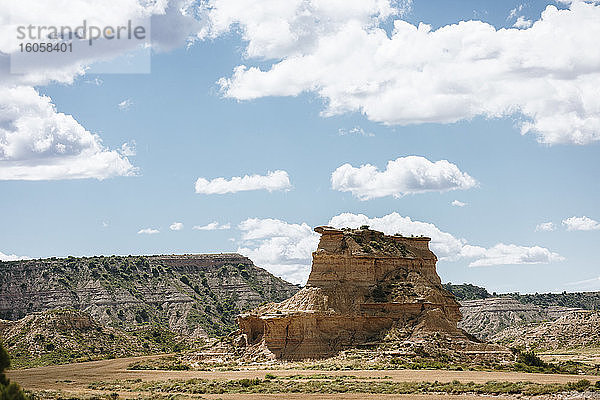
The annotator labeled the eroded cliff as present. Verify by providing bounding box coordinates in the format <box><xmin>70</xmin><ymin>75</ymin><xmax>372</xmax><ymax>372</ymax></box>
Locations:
<box><xmin>238</xmin><ymin>226</ymin><xmax>501</xmax><ymax>360</ymax></box>
<box><xmin>0</xmin><ymin>254</ymin><xmax>299</xmax><ymax>338</ymax></box>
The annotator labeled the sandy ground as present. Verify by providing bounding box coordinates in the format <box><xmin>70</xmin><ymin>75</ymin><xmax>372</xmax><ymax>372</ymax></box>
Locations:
<box><xmin>6</xmin><ymin>355</ymin><xmax>599</xmax><ymax>399</ymax></box>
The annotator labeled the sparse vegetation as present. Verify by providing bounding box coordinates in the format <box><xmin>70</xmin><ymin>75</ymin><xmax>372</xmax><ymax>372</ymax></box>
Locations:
<box><xmin>0</xmin><ymin>254</ymin><xmax>299</xmax><ymax>368</ymax></box>
<box><xmin>508</xmin><ymin>291</ymin><xmax>600</xmax><ymax>310</ymax></box>
<box><xmin>442</xmin><ymin>283</ymin><xmax>600</xmax><ymax>311</ymax></box>
<box><xmin>443</xmin><ymin>283</ymin><xmax>491</xmax><ymax>300</ymax></box>
<box><xmin>86</xmin><ymin>376</ymin><xmax>600</xmax><ymax>396</ymax></box>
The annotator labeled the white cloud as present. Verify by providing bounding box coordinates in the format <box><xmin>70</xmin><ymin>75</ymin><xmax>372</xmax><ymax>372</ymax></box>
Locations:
<box><xmin>169</xmin><ymin>222</ymin><xmax>184</xmax><ymax>231</ymax></box>
<box><xmin>137</xmin><ymin>228</ymin><xmax>159</xmax><ymax>235</ymax></box>
<box><xmin>452</xmin><ymin>200</ymin><xmax>467</xmax><ymax>207</ymax></box>
<box><xmin>210</xmin><ymin>1</ymin><xmax>600</xmax><ymax>145</ymax></box>
<box><xmin>513</xmin><ymin>16</ymin><xmax>532</xmax><ymax>28</ymax></box>
<box><xmin>328</xmin><ymin>212</ymin><xmax>466</xmax><ymax>260</ymax></box>
<box><xmin>329</xmin><ymin>212</ymin><xmax>565</xmax><ymax>267</ymax></box>
<box><xmin>331</xmin><ymin>156</ymin><xmax>477</xmax><ymax>200</ymax></box>
<box><xmin>0</xmin><ymin>251</ymin><xmax>29</xmax><ymax>261</ymax></box>
<box><xmin>237</xmin><ymin>218</ymin><xmax>320</xmax><ymax>284</ymax></box>
<box><xmin>562</xmin><ymin>216</ymin><xmax>600</xmax><ymax>231</ymax></box>
<box><xmin>193</xmin><ymin>222</ymin><xmax>231</xmax><ymax>231</ymax></box>
<box><xmin>0</xmin><ymin>86</ymin><xmax>136</xmax><ymax>180</ymax></box>
<box><xmin>238</xmin><ymin>212</ymin><xmax>564</xmax><ymax>283</ymax></box>
<box><xmin>459</xmin><ymin>243</ymin><xmax>564</xmax><ymax>267</ymax></box>
<box><xmin>338</xmin><ymin>126</ymin><xmax>374</xmax><ymax>137</ymax></box>
<box><xmin>195</xmin><ymin>170</ymin><xmax>292</xmax><ymax>194</ymax></box>
<box><xmin>200</xmin><ymin>0</ymin><xmax>408</xmax><ymax>59</ymax></box>
<box><xmin>0</xmin><ymin>1</ymin><xmax>202</xmax><ymax>181</ymax></box>
<box><xmin>535</xmin><ymin>221</ymin><xmax>556</xmax><ymax>232</ymax></box>
<box><xmin>237</xmin><ymin>212</ymin><xmax>565</xmax><ymax>284</ymax></box>
<box><xmin>121</xmin><ymin>140</ymin><xmax>136</xmax><ymax>156</ymax></box>
<box><xmin>118</xmin><ymin>99</ymin><xmax>133</xmax><ymax>111</ymax></box>
<box><xmin>0</xmin><ymin>0</ymin><xmax>201</xmax><ymax>85</ymax></box>
<box><xmin>102</xmin><ymin>221</ymin><xmax>109</xmax><ymax>228</ymax></box>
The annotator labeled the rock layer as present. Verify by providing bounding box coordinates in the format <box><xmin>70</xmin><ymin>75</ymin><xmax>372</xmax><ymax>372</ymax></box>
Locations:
<box><xmin>491</xmin><ymin>310</ymin><xmax>600</xmax><ymax>350</ymax></box>
<box><xmin>0</xmin><ymin>254</ymin><xmax>299</xmax><ymax>337</ymax></box>
<box><xmin>238</xmin><ymin>226</ymin><xmax>472</xmax><ymax>360</ymax></box>
<box><xmin>459</xmin><ymin>297</ymin><xmax>582</xmax><ymax>341</ymax></box>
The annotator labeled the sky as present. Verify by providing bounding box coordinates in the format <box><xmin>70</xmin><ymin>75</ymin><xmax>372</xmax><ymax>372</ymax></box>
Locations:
<box><xmin>0</xmin><ymin>0</ymin><xmax>599</xmax><ymax>293</ymax></box>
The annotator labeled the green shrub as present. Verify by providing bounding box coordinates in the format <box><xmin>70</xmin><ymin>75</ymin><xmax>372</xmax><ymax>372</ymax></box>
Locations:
<box><xmin>567</xmin><ymin>380</ymin><xmax>591</xmax><ymax>391</ymax></box>
<box><xmin>518</xmin><ymin>351</ymin><xmax>547</xmax><ymax>368</ymax></box>
<box><xmin>1</xmin><ymin>342</ymin><xmax>29</xmax><ymax>400</ymax></box>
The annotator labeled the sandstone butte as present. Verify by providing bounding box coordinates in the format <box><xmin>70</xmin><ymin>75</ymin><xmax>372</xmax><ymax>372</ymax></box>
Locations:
<box><xmin>238</xmin><ymin>226</ymin><xmax>511</xmax><ymax>361</ymax></box>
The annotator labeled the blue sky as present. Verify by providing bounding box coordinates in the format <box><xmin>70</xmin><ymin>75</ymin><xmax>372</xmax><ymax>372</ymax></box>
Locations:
<box><xmin>1</xmin><ymin>0</ymin><xmax>599</xmax><ymax>293</ymax></box>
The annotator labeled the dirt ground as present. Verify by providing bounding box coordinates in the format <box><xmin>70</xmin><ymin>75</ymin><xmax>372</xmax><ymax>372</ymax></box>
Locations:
<box><xmin>6</xmin><ymin>355</ymin><xmax>600</xmax><ymax>399</ymax></box>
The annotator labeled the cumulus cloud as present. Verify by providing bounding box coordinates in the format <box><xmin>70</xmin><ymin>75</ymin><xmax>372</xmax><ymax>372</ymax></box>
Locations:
<box><xmin>331</xmin><ymin>156</ymin><xmax>477</xmax><ymax>200</ymax></box>
<box><xmin>208</xmin><ymin>1</ymin><xmax>600</xmax><ymax>145</ymax></box>
<box><xmin>513</xmin><ymin>16</ymin><xmax>532</xmax><ymax>28</ymax></box>
<box><xmin>535</xmin><ymin>221</ymin><xmax>556</xmax><ymax>232</ymax></box>
<box><xmin>459</xmin><ymin>243</ymin><xmax>564</xmax><ymax>267</ymax></box>
<box><xmin>118</xmin><ymin>99</ymin><xmax>133</xmax><ymax>111</ymax></box>
<box><xmin>169</xmin><ymin>222</ymin><xmax>184</xmax><ymax>231</ymax></box>
<box><xmin>328</xmin><ymin>212</ymin><xmax>466</xmax><ymax>260</ymax></box>
<box><xmin>0</xmin><ymin>251</ymin><xmax>29</xmax><ymax>261</ymax></box>
<box><xmin>200</xmin><ymin>0</ymin><xmax>407</xmax><ymax>59</ymax></box>
<box><xmin>452</xmin><ymin>200</ymin><xmax>467</xmax><ymax>207</ymax></box>
<box><xmin>0</xmin><ymin>0</ymin><xmax>203</xmax><ymax>181</ymax></box>
<box><xmin>329</xmin><ymin>212</ymin><xmax>565</xmax><ymax>267</ymax></box>
<box><xmin>0</xmin><ymin>86</ymin><xmax>136</xmax><ymax>180</ymax></box>
<box><xmin>562</xmin><ymin>216</ymin><xmax>600</xmax><ymax>231</ymax></box>
<box><xmin>0</xmin><ymin>0</ymin><xmax>201</xmax><ymax>84</ymax></box>
<box><xmin>137</xmin><ymin>228</ymin><xmax>159</xmax><ymax>235</ymax></box>
<box><xmin>195</xmin><ymin>170</ymin><xmax>292</xmax><ymax>194</ymax></box>
<box><xmin>237</xmin><ymin>218</ymin><xmax>320</xmax><ymax>284</ymax></box>
<box><xmin>193</xmin><ymin>222</ymin><xmax>231</xmax><ymax>231</ymax></box>
<box><xmin>237</xmin><ymin>212</ymin><xmax>564</xmax><ymax>283</ymax></box>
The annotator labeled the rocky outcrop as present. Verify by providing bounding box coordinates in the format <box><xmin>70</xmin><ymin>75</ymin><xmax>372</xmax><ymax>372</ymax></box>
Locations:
<box><xmin>491</xmin><ymin>310</ymin><xmax>600</xmax><ymax>350</ymax></box>
<box><xmin>238</xmin><ymin>226</ymin><xmax>496</xmax><ymax>360</ymax></box>
<box><xmin>0</xmin><ymin>254</ymin><xmax>299</xmax><ymax>337</ymax></box>
<box><xmin>0</xmin><ymin>309</ymin><xmax>184</xmax><ymax>367</ymax></box>
<box><xmin>459</xmin><ymin>297</ymin><xmax>582</xmax><ymax>341</ymax></box>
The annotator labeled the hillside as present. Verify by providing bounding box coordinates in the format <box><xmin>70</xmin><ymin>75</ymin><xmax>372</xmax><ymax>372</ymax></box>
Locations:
<box><xmin>507</xmin><ymin>292</ymin><xmax>600</xmax><ymax>310</ymax></box>
<box><xmin>443</xmin><ymin>283</ymin><xmax>491</xmax><ymax>301</ymax></box>
<box><xmin>443</xmin><ymin>283</ymin><xmax>599</xmax><ymax>340</ymax></box>
<box><xmin>0</xmin><ymin>309</ymin><xmax>188</xmax><ymax>368</ymax></box>
<box><xmin>444</xmin><ymin>283</ymin><xmax>600</xmax><ymax>310</ymax></box>
<box><xmin>457</xmin><ymin>297</ymin><xmax>581</xmax><ymax>341</ymax></box>
<box><xmin>492</xmin><ymin>310</ymin><xmax>600</xmax><ymax>351</ymax></box>
<box><xmin>0</xmin><ymin>254</ymin><xmax>299</xmax><ymax>338</ymax></box>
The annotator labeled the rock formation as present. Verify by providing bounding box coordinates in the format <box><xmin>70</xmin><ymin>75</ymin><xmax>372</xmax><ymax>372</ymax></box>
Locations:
<box><xmin>238</xmin><ymin>226</ymin><xmax>488</xmax><ymax>360</ymax></box>
<box><xmin>491</xmin><ymin>310</ymin><xmax>600</xmax><ymax>351</ymax></box>
<box><xmin>0</xmin><ymin>254</ymin><xmax>299</xmax><ymax>337</ymax></box>
<box><xmin>459</xmin><ymin>297</ymin><xmax>582</xmax><ymax>341</ymax></box>
<box><xmin>0</xmin><ymin>309</ymin><xmax>177</xmax><ymax>367</ymax></box>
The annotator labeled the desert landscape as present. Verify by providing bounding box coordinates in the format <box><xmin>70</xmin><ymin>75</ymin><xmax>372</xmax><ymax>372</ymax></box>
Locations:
<box><xmin>2</xmin><ymin>0</ymin><xmax>600</xmax><ymax>399</ymax></box>
<box><xmin>2</xmin><ymin>226</ymin><xmax>600</xmax><ymax>399</ymax></box>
